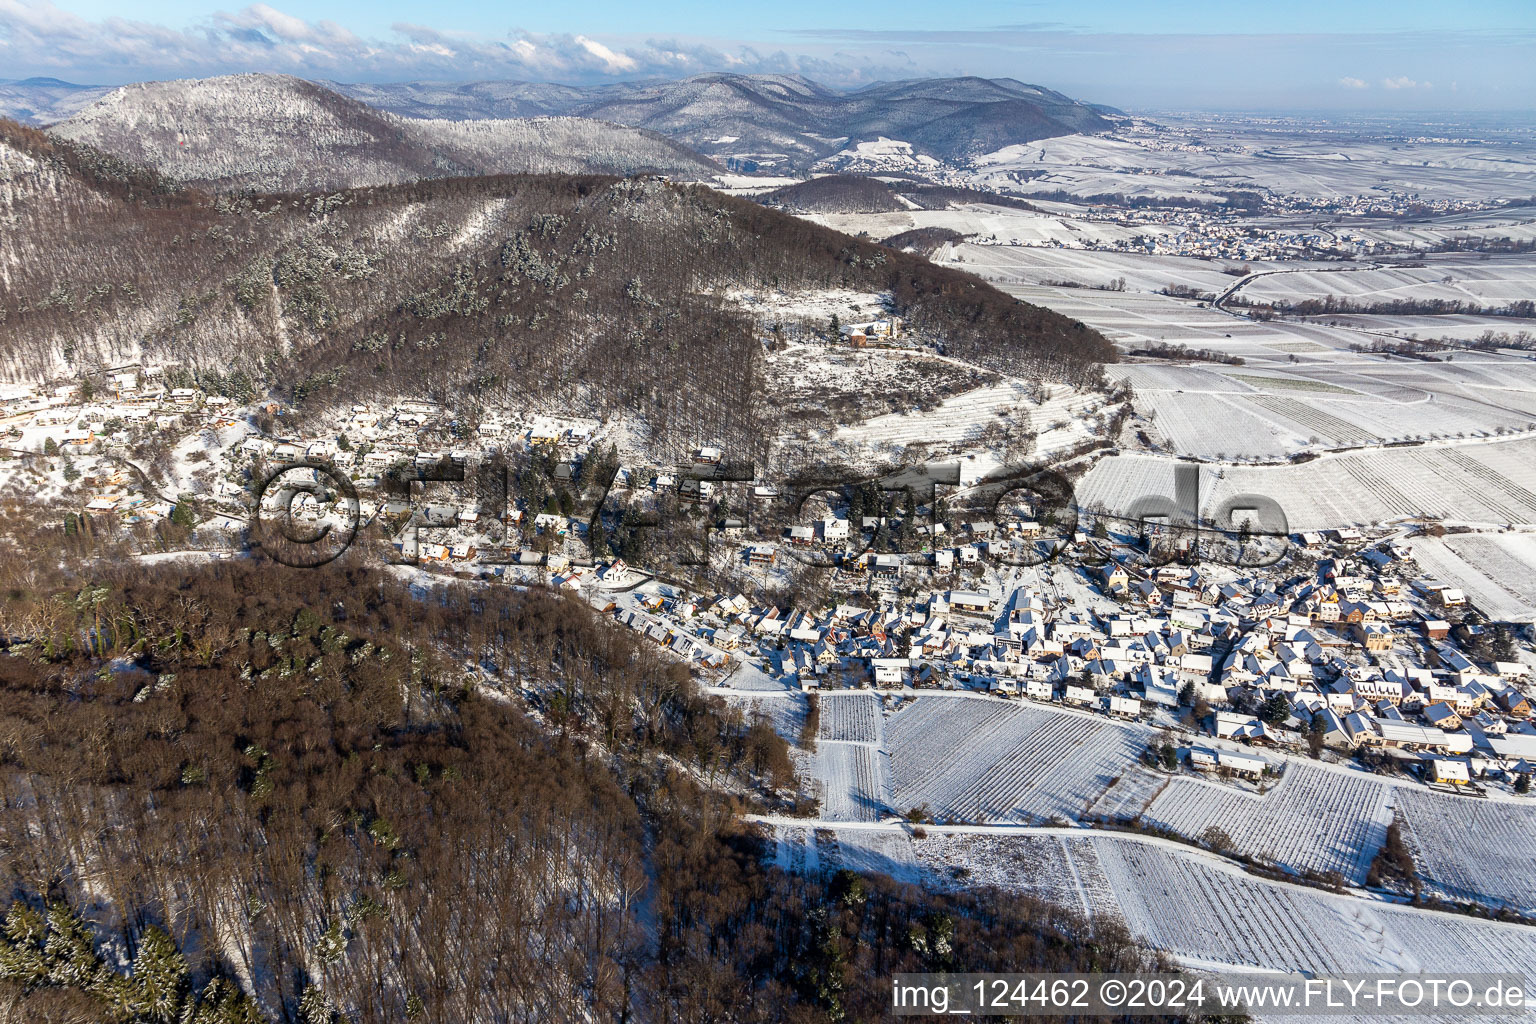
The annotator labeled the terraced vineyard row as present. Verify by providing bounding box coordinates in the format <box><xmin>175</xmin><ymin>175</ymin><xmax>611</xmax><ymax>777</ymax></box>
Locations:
<box><xmin>1395</xmin><ymin>789</ymin><xmax>1536</xmax><ymax>913</ymax></box>
<box><xmin>817</xmin><ymin>692</ymin><xmax>883</xmax><ymax>744</ymax></box>
<box><xmin>889</xmin><ymin>698</ymin><xmax>1146</xmax><ymax>824</ymax></box>
<box><xmin>1141</xmin><ymin>762</ymin><xmax>1393</xmax><ymax>882</ymax></box>
<box><xmin>1092</xmin><ymin>838</ymin><xmax>1406</xmax><ymax>974</ymax></box>
<box><xmin>1247</xmin><ymin>394</ymin><xmax>1379</xmax><ymax>446</ymax></box>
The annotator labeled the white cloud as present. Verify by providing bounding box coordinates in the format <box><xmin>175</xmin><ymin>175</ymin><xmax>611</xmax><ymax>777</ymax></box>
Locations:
<box><xmin>1338</xmin><ymin>76</ymin><xmax>1368</xmax><ymax>89</ymax></box>
<box><xmin>0</xmin><ymin>0</ymin><xmax>918</xmax><ymax>85</ymax></box>
<box><xmin>1382</xmin><ymin>75</ymin><xmax>1418</xmax><ymax>89</ymax></box>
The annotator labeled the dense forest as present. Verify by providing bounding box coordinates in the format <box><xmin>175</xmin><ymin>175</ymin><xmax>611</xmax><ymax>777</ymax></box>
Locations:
<box><xmin>0</xmin><ymin>526</ymin><xmax>1209</xmax><ymax>1024</ymax></box>
<box><xmin>1</xmin><ymin>119</ymin><xmax>1113</xmax><ymax>460</ymax></box>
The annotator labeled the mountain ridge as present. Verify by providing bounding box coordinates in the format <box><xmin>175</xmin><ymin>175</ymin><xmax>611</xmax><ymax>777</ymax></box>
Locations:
<box><xmin>335</xmin><ymin>71</ymin><xmax>1112</xmax><ymax>171</ymax></box>
<box><xmin>47</xmin><ymin>74</ymin><xmax>723</xmax><ymax>191</ymax></box>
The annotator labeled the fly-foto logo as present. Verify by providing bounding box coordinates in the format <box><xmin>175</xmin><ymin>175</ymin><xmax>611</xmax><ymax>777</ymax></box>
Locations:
<box><xmin>232</xmin><ymin>454</ymin><xmax>1297</xmax><ymax>571</ymax></box>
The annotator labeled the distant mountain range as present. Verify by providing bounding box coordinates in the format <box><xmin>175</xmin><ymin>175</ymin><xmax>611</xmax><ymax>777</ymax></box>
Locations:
<box><xmin>338</xmin><ymin>73</ymin><xmax>1113</xmax><ymax>171</ymax></box>
<box><xmin>0</xmin><ymin>77</ymin><xmax>112</xmax><ymax>124</ymax></box>
<box><xmin>6</xmin><ymin>72</ymin><xmax>1113</xmax><ymax>183</ymax></box>
<box><xmin>47</xmin><ymin>75</ymin><xmax>720</xmax><ymax>191</ymax></box>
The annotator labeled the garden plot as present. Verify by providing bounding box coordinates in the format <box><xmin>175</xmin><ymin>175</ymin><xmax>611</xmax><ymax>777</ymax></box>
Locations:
<box><xmin>1395</xmin><ymin>789</ymin><xmax>1536</xmax><ymax>912</ymax></box>
<box><xmin>814</xmin><ymin>741</ymin><xmax>894</xmax><ymax>822</ymax></box>
<box><xmin>1140</xmin><ymin>762</ymin><xmax>1394</xmax><ymax>883</ymax></box>
<box><xmin>1085</xmin><ymin>769</ymin><xmax>1169</xmax><ymax>823</ymax></box>
<box><xmin>887</xmin><ymin>697</ymin><xmax>1147</xmax><ymax>824</ymax></box>
<box><xmin>817</xmin><ymin>692</ymin><xmax>884</xmax><ymax>744</ymax></box>
<box><xmin>1411</xmin><ymin>533</ymin><xmax>1536</xmax><ymax>621</ymax></box>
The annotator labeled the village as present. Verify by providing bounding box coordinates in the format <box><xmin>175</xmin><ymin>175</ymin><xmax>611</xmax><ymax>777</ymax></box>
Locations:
<box><xmin>6</xmin><ymin>362</ymin><xmax>1536</xmax><ymax>808</ymax></box>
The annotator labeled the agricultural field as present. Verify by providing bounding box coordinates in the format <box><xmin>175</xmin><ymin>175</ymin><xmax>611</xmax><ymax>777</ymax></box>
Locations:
<box><xmin>1084</xmin><ymin>768</ymin><xmax>1169</xmax><ymax>823</ymax></box>
<box><xmin>1237</xmin><ymin>254</ymin><xmax>1536</xmax><ymax>310</ymax></box>
<box><xmin>1139</xmin><ymin>762</ymin><xmax>1395</xmax><ymax>882</ymax></box>
<box><xmin>1394</xmin><ymin>789</ymin><xmax>1536</xmax><ymax>913</ymax></box>
<box><xmin>925</xmin><ymin>831</ymin><xmax>1536</xmax><ymax>982</ymax></box>
<box><xmin>915</xmin><ymin>831</ymin><xmax>1115</xmax><ymax>921</ymax></box>
<box><xmin>1089</xmin><ymin>836</ymin><xmax>1536</xmax><ymax>980</ymax></box>
<box><xmin>1077</xmin><ymin>437</ymin><xmax>1536</xmax><ymax>530</ymax></box>
<box><xmin>1409</xmin><ymin>532</ymin><xmax>1536</xmax><ymax>620</ymax></box>
<box><xmin>1095</xmin><ymin>836</ymin><xmax>1411</xmax><ymax>973</ymax></box>
<box><xmin>942</xmin><ymin>243</ymin><xmax>1254</xmax><ymax>295</ymax></box>
<box><xmin>814</xmin><ymin>205</ymin><xmax>1172</xmax><ymax>250</ymax></box>
<box><xmin>830</xmin><ymin>379</ymin><xmax>1102</xmax><ymax>470</ymax></box>
<box><xmin>886</xmin><ymin>697</ymin><xmax>1147</xmax><ymax>824</ymax></box>
<box><xmin>813</xmin><ymin>740</ymin><xmax>894</xmax><ymax>822</ymax></box>
<box><xmin>1138</xmin><ymin>388</ymin><xmax>1305</xmax><ymax>459</ymax></box>
<box><xmin>823</xmin><ymin>827</ymin><xmax>922</xmax><ymax>884</ymax></box>
<box><xmin>816</xmin><ymin>692</ymin><xmax>884</xmax><ymax>744</ymax></box>
<box><xmin>967</xmin><ymin>119</ymin><xmax>1536</xmax><ymax>204</ymax></box>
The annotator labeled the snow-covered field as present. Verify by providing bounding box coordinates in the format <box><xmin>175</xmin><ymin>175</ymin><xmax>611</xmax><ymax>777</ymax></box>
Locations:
<box><xmin>1409</xmin><ymin>532</ymin><xmax>1536</xmax><ymax>620</ymax></box>
<box><xmin>1085</xmin><ymin>768</ymin><xmax>1170</xmax><ymax>822</ymax></box>
<box><xmin>1140</xmin><ymin>762</ymin><xmax>1395</xmax><ymax>882</ymax></box>
<box><xmin>915</xmin><ymin>830</ymin><xmax>1536</xmax><ymax>984</ymax></box>
<box><xmin>886</xmin><ymin>697</ymin><xmax>1147</xmax><ymax>824</ymax></box>
<box><xmin>967</xmin><ymin>120</ymin><xmax>1536</xmax><ymax>204</ymax></box>
<box><xmin>813</xmin><ymin>740</ymin><xmax>894</xmax><ymax>822</ymax></box>
<box><xmin>817</xmin><ymin>691</ymin><xmax>883</xmax><ymax>744</ymax></box>
<box><xmin>1395</xmin><ymin>789</ymin><xmax>1536</xmax><ymax>913</ymax></box>
<box><xmin>1077</xmin><ymin>437</ymin><xmax>1536</xmax><ymax>530</ymax></box>
<box><xmin>1239</xmin><ymin>256</ymin><xmax>1536</xmax><ymax>310</ymax></box>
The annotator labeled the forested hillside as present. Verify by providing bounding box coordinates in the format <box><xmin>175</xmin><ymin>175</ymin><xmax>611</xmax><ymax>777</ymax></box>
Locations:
<box><xmin>48</xmin><ymin>74</ymin><xmax>721</xmax><ymax>191</ymax></box>
<box><xmin>0</xmin><ymin>533</ymin><xmax>1178</xmax><ymax>1023</ymax></box>
<box><xmin>1</xmin><ymin>121</ymin><xmax>1113</xmax><ymax>459</ymax></box>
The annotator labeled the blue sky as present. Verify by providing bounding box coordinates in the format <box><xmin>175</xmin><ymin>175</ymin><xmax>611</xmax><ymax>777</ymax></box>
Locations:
<box><xmin>3</xmin><ymin>0</ymin><xmax>1533</xmax><ymax>110</ymax></box>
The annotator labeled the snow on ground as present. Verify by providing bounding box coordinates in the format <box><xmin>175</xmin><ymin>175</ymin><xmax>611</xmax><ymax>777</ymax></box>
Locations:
<box><xmin>1409</xmin><ymin>532</ymin><xmax>1536</xmax><ymax>621</ymax></box>
<box><xmin>918</xmin><ymin>831</ymin><xmax>1113</xmax><ymax>920</ymax></box>
<box><xmin>1395</xmin><ymin>788</ymin><xmax>1536</xmax><ymax>913</ymax></box>
<box><xmin>816</xmin><ymin>691</ymin><xmax>883</xmax><ymax>744</ymax></box>
<box><xmin>725</xmin><ymin>692</ymin><xmax>808</xmax><ymax>744</ymax></box>
<box><xmin>813</xmin><ymin>740</ymin><xmax>894</xmax><ymax>823</ymax></box>
<box><xmin>885</xmin><ymin>696</ymin><xmax>1148</xmax><ymax>825</ymax></box>
<box><xmin>1139</xmin><ymin>761</ymin><xmax>1395</xmax><ymax>883</ymax></box>
<box><xmin>910</xmin><ymin>825</ymin><xmax>1536</xmax><ymax>991</ymax></box>
<box><xmin>1076</xmin><ymin>437</ymin><xmax>1536</xmax><ymax>530</ymax></box>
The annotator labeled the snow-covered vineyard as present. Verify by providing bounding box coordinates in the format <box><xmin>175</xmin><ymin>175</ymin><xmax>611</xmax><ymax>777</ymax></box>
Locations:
<box><xmin>1396</xmin><ymin>788</ymin><xmax>1536</xmax><ymax>913</ymax></box>
<box><xmin>773</xmin><ymin>825</ymin><xmax>1536</xmax><ymax>992</ymax></box>
<box><xmin>885</xmin><ymin>697</ymin><xmax>1146</xmax><ymax>825</ymax></box>
<box><xmin>1138</xmin><ymin>762</ymin><xmax>1395</xmax><ymax>883</ymax></box>
<box><xmin>1077</xmin><ymin>438</ymin><xmax>1536</xmax><ymax>532</ymax></box>
<box><xmin>742</xmin><ymin>689</ymin><xmax>1536</xmax><ymax>914</ymax></box>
